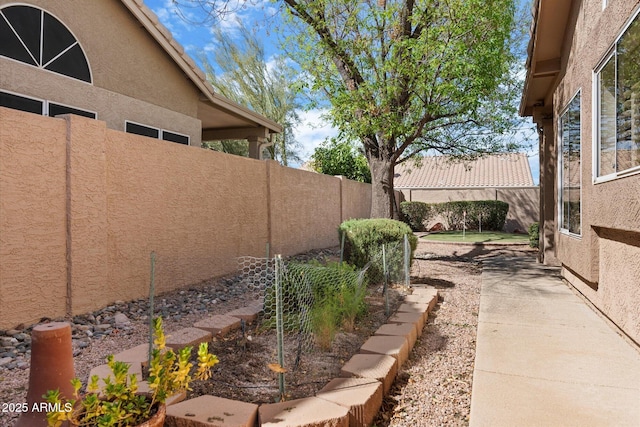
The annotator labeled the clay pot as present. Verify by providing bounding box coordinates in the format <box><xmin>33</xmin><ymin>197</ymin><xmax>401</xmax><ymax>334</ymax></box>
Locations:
<box><xmin>70</xmin><ymin>403</ymin><xmax>166</xmax><ymax>427</ymax></box>
<box><xmin>16</xmin><ymin>322</ymin><xmax>75</xmax><ymax>427</ymax></box>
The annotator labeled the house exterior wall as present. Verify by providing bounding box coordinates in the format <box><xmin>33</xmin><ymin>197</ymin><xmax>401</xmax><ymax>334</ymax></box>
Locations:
<box><xmin>399</xmin><ymin>187</ymin><xmax>539</xmax><ymax>232</ymax></box>
<box><xmin>0</xmin><ymin>108</ymin><xmax>372</xmax><ymax>329</ymax></box>
<box><xmin>547</xmin><ymin>0</ymin><xmax>640</xmax><ymax>343</ymax></box>
<box><xmin>0</xmin><ymin>0</ymin><xmax>203</xmax><ymax>144</ymax></box>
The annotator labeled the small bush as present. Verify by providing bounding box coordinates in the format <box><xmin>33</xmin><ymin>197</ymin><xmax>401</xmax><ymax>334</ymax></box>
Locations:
<box><xmin>338</xmin><ymin>218</ymin><xmax>417</xmax><ymax>283</ymax></box>
<box><xmin>528</xmin><ymin>222</ymin><xmax>540</xmax><ymax>248</ymax></box>
<box><xmin>400</xmin><ymin>201</ymin><xmax>434</xmax><ymax>231</ymax></box>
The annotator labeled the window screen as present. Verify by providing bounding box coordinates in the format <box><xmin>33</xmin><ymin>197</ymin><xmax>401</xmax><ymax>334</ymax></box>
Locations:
<box><xmin>0</xmin><ymin>5</ymin><xmax>91</xmax><ymax>83</ymax></box>
<box><xmin>0</xmin><ymin>91</ymin><xmax>43</xmax><ymax>115</ymax></box>
<box><xmin>49</xmin><ymin>103</ymin><xmax>96</xmax><ymax>119</ymax></box>
<box><xmin>126</xmin><ymin>122</ymin><xmax>160</xmax><ymax>138</ymax></box>
<box><xmin>162</xmin><ymin>130</ymin><xmax>190</xmax><ymax>145</ymax></box>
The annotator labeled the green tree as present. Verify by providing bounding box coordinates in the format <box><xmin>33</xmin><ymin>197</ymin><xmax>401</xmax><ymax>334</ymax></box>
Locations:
<box><xmin>175</xmin><ymin>0</ymin><xmax>522</xmax><ymax>218</ymax></box>
<box><xmin>282</xmin><ymin>0</ymin><xmax>519</xmax><ymax>218</ymax></box>
<box><xmin>201</xmin><ymin>24</ymin><xmax>301</xmax><ymax>165</ymax></box>
<box><xmin>310</xmin><ymin>138</ymin><xmax>371</xmax><ymax>183</ymax></box>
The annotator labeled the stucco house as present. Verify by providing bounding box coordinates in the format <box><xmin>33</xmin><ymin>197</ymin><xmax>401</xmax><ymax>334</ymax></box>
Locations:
<box><xmin>521</xmin><ymin>0</ymin><xmax>640</xmax><ymax>344</ymax></box>
<box><xmin>394</xmin><ymin>153</ymin><xmax>539</xmax><ymax>232</ymax></box>
<box><xmin>0</xmin><ymin>0</ymin><xmax>281</xmax><ymax>155</ymax></box>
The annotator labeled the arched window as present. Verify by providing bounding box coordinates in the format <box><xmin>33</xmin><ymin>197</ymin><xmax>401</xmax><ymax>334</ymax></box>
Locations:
<box><xmin>0</xmin><ymin>5</ymin><xmax>91</xmax><ymax>83</ymax></box>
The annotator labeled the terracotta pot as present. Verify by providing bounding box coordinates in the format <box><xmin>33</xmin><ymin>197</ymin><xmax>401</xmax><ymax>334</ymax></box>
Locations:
<box><xmin>70</xmin><ymin>403</ymin><xmax>166</xmax><ymax>427</ymax></box>
<box><xmin>137</xmin><ymin>404</ymin><xmax>166</xmax><ymax>427</ymax></box>
<box><xmin>16</xmin><ymin>322</ymin><xmax>75</xmax><ymax>427</ymax></box>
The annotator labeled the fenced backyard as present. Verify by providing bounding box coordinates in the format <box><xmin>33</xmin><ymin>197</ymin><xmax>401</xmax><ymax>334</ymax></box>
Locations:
<box><xmin>0</xmin><ymin>107</ymin><xmax>371</xmax><ymax>330</ymax></box>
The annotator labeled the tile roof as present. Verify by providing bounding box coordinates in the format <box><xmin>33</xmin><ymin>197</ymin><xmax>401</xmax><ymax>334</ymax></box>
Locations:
<box><xmin>394</xmin><ymin>153</ymin><xmax>535</xmax><ymax>189</ymax></box>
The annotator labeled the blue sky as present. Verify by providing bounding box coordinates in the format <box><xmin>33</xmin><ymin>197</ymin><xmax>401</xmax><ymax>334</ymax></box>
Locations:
<box><xmin>143</xmin><ymin>0</ymin><xmax>540</xmax><ymax>184</ymax></box>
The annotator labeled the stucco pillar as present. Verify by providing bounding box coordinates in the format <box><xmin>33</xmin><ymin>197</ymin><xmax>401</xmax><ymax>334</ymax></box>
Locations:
<box><xmin>248</xmin><ymin>136</ymin><xmax>267</xmax><ymax>160</ymax></box>
<box><xmin>534</xmin><ymin>109</ymin><xmax>559</xmax><ymax>266</ymax></box>
<box><xmin>64</xmin><ymin>115</ymin><xmax>109</xmax><ymax>315</ymax></box>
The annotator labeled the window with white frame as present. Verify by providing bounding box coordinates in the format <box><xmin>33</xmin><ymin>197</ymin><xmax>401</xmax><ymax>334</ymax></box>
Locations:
<box><xmin>0</xmin><ymin>5</ymin><xmax>91</xmax><ymax>83</ymax></box>
<box><xmin>559</xmin><ymin>91</ymin><xmax>581</xmax><ymax>235</ymax></box>
<box><xmin>595</xmin><ymin>11</ymin><xmax>640</xmax><ymax>179</ymax></box>
<box><xmin>0</xmin><ymin>90</ymin><xmax>96</xmax><ymax>119</ymax></box>
<box><xmin>125</xmin><ymin>121</ymin><xmax>190</xmax><ymax>145</ymax></box>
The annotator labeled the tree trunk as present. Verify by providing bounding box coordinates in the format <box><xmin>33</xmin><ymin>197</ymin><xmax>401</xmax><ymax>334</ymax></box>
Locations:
<box><xmin>368</xmin><ymin>153</ymin><xmax>397</xmax><ymax>219</ymax></box>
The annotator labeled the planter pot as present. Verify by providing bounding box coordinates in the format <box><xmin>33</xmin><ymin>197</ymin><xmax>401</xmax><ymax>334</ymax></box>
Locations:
<box><xmin>71</xmin><ymin>403</ymin><xmax>166</xmax><ymax>427</ymax></box>
<box><xmin>135</xmin><ymin>404</ymin><xmax>166</xmax><ymax>427</ymax></box>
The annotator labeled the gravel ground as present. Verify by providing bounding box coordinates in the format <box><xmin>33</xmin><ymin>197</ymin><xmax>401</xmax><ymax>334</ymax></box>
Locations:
<box><xmin>0</xmin><ymin>241</ymin><xmax>536</xmax><ymax>427</ymax></box>
<box><xmin>376</xmin><ymin>241</ymin><xmax>537</xmax><ymax>427</ymax></box>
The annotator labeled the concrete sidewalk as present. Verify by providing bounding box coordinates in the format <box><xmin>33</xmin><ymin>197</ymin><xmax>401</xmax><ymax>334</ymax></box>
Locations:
<box><xmin>470</xmin><ymin>257</ymin><xmax>640</xmax><ymax>427</ymax></box>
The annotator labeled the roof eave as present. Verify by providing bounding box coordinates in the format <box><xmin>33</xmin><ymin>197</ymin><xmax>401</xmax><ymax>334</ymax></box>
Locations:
<box><xmin>119</xmin><ymin>0</ymin><xmax>282</xmax><ymax>134</ymax></box>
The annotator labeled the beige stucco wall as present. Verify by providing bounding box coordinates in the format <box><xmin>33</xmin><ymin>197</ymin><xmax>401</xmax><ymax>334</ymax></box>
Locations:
<box><xmin>0</xmin><ymin>108</ymin><xmax>69</xmax><ymax>323</ymax></box>
<box><xmin>550</xmin><ymin>0</ymin><xmax>640</xmax><ymax>343</ymax></box>
<box><xmin>269</xmin><ymin>162</ymin><xmax>342</xmax><ymax>256</ymax></box>
<box><xmin>340</xmin><ymin>177</ymin><xmax>372</xmax><ymax>221</ymax></box>
<box><xmin>0</xmin><ymin>109</ymin><xmax>371</xmax><ymax>328</ymax></box>
<box><xmin>401</xmin><ymin>187</ymin><xmax>539</xmax><ymax>232</ymax></box>
<box><xmin>0</xmin><ymin>0</ymin><xmax>202</xmax><ymax>144</ymax></box>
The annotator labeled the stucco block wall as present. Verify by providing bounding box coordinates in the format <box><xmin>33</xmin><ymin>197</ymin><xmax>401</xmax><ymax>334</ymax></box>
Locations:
<box><xmin>0</xmin><ymin>109</ymin><xmax>372</xmax><ymax>329</ymax></box>
<box><xmin>0</xmin><ymin>108</ymin><xmax>68</xmax><ymax>323</ymax></box>
<box><xmin>269</xmin><ymin>163</ymin><xmax>341</xmax><ymax>256</ymax></box>
<box><xmin>549</xmin><ymin>0</ymin><xmax>640</xmax><ymax>343</ymax></box>
<box><xmin>401</xmin><ymin>187</ymin><xmax>539</xmax><ymax>232</ymax></box>
<box><xmin>341</xmin><ymin>178</ymin><xmax>372</xmax><ymax>221</ymax></box>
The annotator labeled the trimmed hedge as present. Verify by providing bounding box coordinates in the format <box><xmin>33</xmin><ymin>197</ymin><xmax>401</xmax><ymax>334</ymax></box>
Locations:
<box><xmin>400</xmin><ymin>201</ymin><xmax>433</xmax><ymax>231</ymax></box>
<box><xmin>338</xmin><ymin>218</ymin><xmax>417</xmax><ymax>283</ymax></box>
<box><xmin>400</xmin><ymin>200</ymin><xmax>509</xmax><ymax>231</ymax></box>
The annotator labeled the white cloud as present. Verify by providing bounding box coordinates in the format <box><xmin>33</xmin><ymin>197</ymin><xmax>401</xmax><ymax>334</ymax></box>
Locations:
<box><xmin>292</xmin><ymin>109</ymin><xmax>338</xmax><ymax>166</ymax></box>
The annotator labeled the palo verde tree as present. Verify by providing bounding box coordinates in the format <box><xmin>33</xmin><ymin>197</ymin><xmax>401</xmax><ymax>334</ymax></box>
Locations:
<box><xmin>175</xmin><ymin>0</ymin><xmax>521</xmax><ymax>218</ymax></box>
<box><xmin>201</xmin><ymin>24</ymin><xmax>302</xmax><ymax>165</ymax></box>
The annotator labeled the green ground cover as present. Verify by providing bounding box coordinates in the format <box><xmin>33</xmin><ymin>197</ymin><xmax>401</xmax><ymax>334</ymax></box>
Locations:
<box><xmin>421</xmin><ymin>231</ymin><xmax>528</xmax><ymax>243</ymax></box>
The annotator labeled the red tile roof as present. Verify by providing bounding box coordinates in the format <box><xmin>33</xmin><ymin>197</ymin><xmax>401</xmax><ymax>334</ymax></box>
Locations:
<box><xmin>394</xmin><ymin>153</ymin><xmax>535</xmax><ymax>189</ymax></box>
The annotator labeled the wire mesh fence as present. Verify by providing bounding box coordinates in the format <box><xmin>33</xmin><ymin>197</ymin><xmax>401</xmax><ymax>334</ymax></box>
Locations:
<box><xmin>235</xmin><ymin>233</ymin><xmax>413</xmax><ymax>398</ymax></box>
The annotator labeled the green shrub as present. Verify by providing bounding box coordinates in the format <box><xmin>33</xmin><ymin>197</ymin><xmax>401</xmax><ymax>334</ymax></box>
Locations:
<box><xmin>528</xmin><ymin>222</ymin><xmax>540</xmax><ymax>248</ymax></box>
<box><xmin>429</xmin><ymin>200</ymin><xmax>509</xmax><ymax>231</ymax></box>
<box><xmin>262</xmin><ymin>261</ymin><xmax>365</xmax><ymax>333</ymax></box>
<box><xmin>400</xmin><ymin>201</ymin><xmax>434</xmax><ymax>231</ymax></box>
<box><xmin>338</xmin><ymin>218</ymin><xmax>417</xmax><ymax>283</ymax></box>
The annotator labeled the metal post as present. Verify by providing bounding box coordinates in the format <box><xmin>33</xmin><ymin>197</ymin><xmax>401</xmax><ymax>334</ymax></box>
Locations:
<box><xmin>340</xmin><ymin>232</ymin><xmax>346</xmax><ymax>265</ymax></box>
<box><xmin>274</xmin><ymin>255</ymin><xmax>286</xmax><ymax>399</ymax></box>
<box><xmin>148</xmin><ymin>252</ymin><xmax>156</xmax><ymax>369</ymax></box>
<box><xmin>404</xmin><ymin>234</ymin><xmax>410</xmax><ymax>288</ymax></box>
<box><xmin>382</xmin><ymin>244</ymin><xmax>389</xmax><ymax>316</ymax></box>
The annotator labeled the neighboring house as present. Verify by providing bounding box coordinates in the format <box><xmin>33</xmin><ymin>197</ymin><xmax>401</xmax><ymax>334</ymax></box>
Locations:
<box><xmin>0</xmin><ymin>0</ymin><xmax>281</xmax><ymax>155</ymax></box>
<box><xmin>394</xmin><ymin>153</ymin><xmax>539</xmax><ymax>232</ymax></box>
<box><xmin>521</xmin><ymin>0</ymin><xmax>640</xmax><ymax>344</ymax></box>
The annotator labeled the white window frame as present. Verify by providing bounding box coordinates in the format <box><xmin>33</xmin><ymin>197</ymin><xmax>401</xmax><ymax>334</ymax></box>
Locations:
<box><xmin>0</xmin><ymin>4</ymin><xmax>93</xmax><ymax>84</ymax></box>
<box><xmin>124</xmin><ymin>120</ymin><xmax>190</xmax><ymax>145</ymax></box>
<box><xmin>593</xmin><ymin>6</ymin><xmax>640</xmax><ymax>184</ymax></box>
<box><xmin>46</xmin><ymin>100</ymin><xmax>97</xmax><ymax>119</ymax></box>
<box><xmin>0</xmin><ymin>89</ymin><xmax>45</xmax><ymax>114</ymax></box>
<box><xmin>1</xmin><ymin>89</ymin><xmax>95</xmax><ymax>120</ymax></box>
<box><xmin>558</xmin><ymin>89</ymin><xmax>582</xmax><ymax>238</ymax></box>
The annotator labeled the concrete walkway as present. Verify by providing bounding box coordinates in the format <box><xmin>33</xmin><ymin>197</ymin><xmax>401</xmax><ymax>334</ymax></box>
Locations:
<box><xmin>470</xmin><ymin>257</ymin><xmax>640</xmax><ymax>427</ymax></box>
